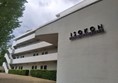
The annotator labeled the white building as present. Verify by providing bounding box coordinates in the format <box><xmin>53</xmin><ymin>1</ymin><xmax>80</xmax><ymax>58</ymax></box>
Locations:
<box><xmin>3</xmin><ymin>0</ymin><xmax>118</xmax><ymax>83</ymax></box>
<box><xmin>3</xmin><ymin>29</ymin><xmax>58</xmax><ymax>73</ymax></box>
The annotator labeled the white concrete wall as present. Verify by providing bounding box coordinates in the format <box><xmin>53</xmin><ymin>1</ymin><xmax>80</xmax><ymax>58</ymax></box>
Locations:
<box><xmin>8</xmin><ymin>48</ymin><xmax>13</xmax><ymax>54</ymax></box>
<box><xmin>36</xmin><ymin>0</ymin><xmax>118</xmax><ymax>83</ymax></box>
<box><xmin>5</xmin><ymin>54</ymin><xmax>11</xmax><ymax>64</ymax></box>
<box><xmin>15</xmin><ymin>33</ymin><xmax>35</xmax><ymax>45</ymax></box>
<box><xmin>12</xmin><ymin>61</ymin><xmax>57</xmax><ymax>70</ymax></box>
<box><xmin>14</xmin><ymin>48</ymin><xmax>57</xmax><ymax>59</ymax></box>
<box><xmin>57</xmin><ymin>0</ymin><xmax>118</xmax><ymax>83</ymax></box>
<box><xmin>14</xmin><ymin>41</ymin><xmax>52</xmax><ymax>54</ymax></box>
<box><xmin>12</xmin><ymin>53</ymin><xmax>57</xmax><ymax>64</ymax></box>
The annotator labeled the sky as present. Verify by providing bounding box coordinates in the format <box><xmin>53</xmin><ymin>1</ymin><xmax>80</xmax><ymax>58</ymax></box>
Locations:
<box><xmin>13</xmin><ymin>0</ymin><xmax>83</xmax><ymax>37</ymax></box>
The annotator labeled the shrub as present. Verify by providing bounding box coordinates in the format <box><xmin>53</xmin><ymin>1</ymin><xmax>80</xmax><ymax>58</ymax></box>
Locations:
<box><xmin>8</xmin><ymin>69</ymin><xmax>29</xmax><ymax>76</ymax></box>
<box><xmin>0</xmin><ymin>70</ymin><xmax>4</xmax><ymax>72</ymax></box>
<box><xmin>30</xmin><ymin>70</ymin><xmax>56</xmax><ymax>81</ymax></box>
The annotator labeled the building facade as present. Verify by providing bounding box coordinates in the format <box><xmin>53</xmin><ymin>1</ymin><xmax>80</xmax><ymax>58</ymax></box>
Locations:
<box><xmin>3</xmin><ymin>30</ymin><xmax>58</xmax><ymax>73</ymax></box>
<box><xmin>3</xmin><ymin>0</ymin><xmax>118</xmax><ymax>83</ymax></box>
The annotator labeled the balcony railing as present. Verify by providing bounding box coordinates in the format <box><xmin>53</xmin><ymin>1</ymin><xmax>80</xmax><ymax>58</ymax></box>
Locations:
<box><xmin>12</xmin><ymin>53</ymin><xmax>57</xmax><ymax>64</ymax></box>
<box><xmin>14</xmin><ymin>41</ymin><xmax>52</xmax><ymax>54</ymax></box>
<box><xmin>2</xmin><ymin>62</ymin><xmax>9</xmax><ymax>73</ymax></box>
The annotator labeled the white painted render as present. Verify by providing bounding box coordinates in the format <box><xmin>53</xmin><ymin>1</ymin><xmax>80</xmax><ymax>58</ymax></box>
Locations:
<box><xmin>35</xmin><ymin>0</ymin><xmax>118</xmax><ymax>83</ymax></box>
<box><xmin>14</xmin><ymin>41</ymin><xmax>52</xmax><ymax>54</ymax></box>
<box><xmin>8</xmin><ymin>48</ymin><xmax>13</xmax><ymax>54</ymax></box>
<box><xmin>56</xmin><ymin>0</ymin><xmax>99</xmax><ymax>17</ymax></box>
<box><xmin>3</xmin><ymin>0</ymin><xmax>118</xmax><ymax>83</ymax></box>
<box><xmin>5</xmin><ymin>54</ymin><xmax>11</xmax><ymax>64</ymax></box>
<box><xmin>14</xmin><ymin>48</ymin><xmax>57</xmax><ymax>58</ymax></box>
<box><xmin>12</xmin><ymin>53</ymin><xmax>57</xmax><ymax>64</ymax></box>
<box><xmin>14</xmin><ymin>33</ymin><xmax>35</xmax><ymax>45</ymax></box>
<box><xmin>12</xmin><ymin>61</ymin><xmax>57</xmax><ymax>70</ymax></box>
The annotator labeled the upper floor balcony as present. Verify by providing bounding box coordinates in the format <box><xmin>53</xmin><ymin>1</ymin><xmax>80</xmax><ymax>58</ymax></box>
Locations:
<box><xmin>8</xmin><ymin>48</ymin><xmax>13</xmax><ymax>54</ymax></box>
<box><xmin>14</xmin><ymin>41</ymin><xmax>52</xmax><ymax>54</ymax></box>
<box><xmin>12</xmin><ymin>53</ymin><xmax>57</xmax><ymax>64</ymax></box>
<box><xmin>13</xmin><ymin>33</ymin><xmax>35</xmax><ymax>47</ymax></box>
<box><xmin>4</xmin><ymin>53</ymin><xmax>12</xmax><ymax>64</ymax></box>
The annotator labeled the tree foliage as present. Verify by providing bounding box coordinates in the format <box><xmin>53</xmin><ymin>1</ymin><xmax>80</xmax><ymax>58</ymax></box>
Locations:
<box><xmin>0</xmin><ymin>0</ymin><xmax>27</xmax><ymax>65</ymax></box>
<box><xmin>0</xmin><ymin>47</ymin><xmax>6</xmax><ymax>65</ymax></box>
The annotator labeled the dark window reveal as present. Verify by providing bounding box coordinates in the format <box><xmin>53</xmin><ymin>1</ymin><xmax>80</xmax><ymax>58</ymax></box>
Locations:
<box><xmin>44</xmin><ymin>65</ymin><xmax>47</xmax><ymax>70</ymax></box>
<box><xmin>40</xmin><ymin>65</ymin><xmax>43</xmax><ymax>69</ymax></box>
<box><xmin>35</xmin><ymin>66</ymin><xmax>37</xmax><ymax>69</ymax></box>
<box><xmin>32</xmin><ymin>66</ymin><xmax>34</xmax><ymax>69</ymax></box>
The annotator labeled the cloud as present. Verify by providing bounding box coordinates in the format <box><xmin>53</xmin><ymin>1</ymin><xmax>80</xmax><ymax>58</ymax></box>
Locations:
<box><xmin>13</xmin><ymin>0</ymin><xmax>83</xmax><ymax>37</ymax></box>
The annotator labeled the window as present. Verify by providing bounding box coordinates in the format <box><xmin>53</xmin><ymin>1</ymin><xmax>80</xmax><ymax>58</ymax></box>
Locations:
<box><xmin>42</xmin><ymin>51</ymin><xmax>48</xmax><ymax>55</ymax></box>
<box><xmin>12</xmin><ymin>66</ymin><xmax>14</xmax><ymax>69</ymax></box>
<box><xmin>44</xmin><ymin>65</ymin><xmax>47</xmax><ymax>70</ymax></box>
<box><xmin>17</xmin><ymin>56</ymin><xmax>19</xmax><ymax>59</ymax></box>
<box><xmin>19</xmin><ymin>66</ymin><xmax>20</xmax><ymax>69</ymax></box>
<box><xmin>15</xmin><ymin>66</ymin><xmax>17</xmax><ymax>69</ymax></box>
<box><xmin>45</xmin><ymin>51</ymin><xmax>48</xmax><ymax>54</ymax></box>
<box><xmin>21</xmin><ymin>66</ymin><xmax>23</xmax><ymax>69</ymax></box>
<box><xmin>42</xmin><ymin>52</ymin><xmax>44</xmax><ymax>55</ymax></box>
<box><xmin>40</xmin><ymin>65</ymin><xmax>43</xmax><ymax>69</ymax></box>
<box><xmin>33</xmin><ymin>54</ymin><xmax>35</xmax><ymax>56</ymax></box>
<box><xmin>35</xmin><ymin>66</ymin><xmax>37</xmax><ymax>69</ymax></box>
<box><xmin>32</xmin><ymin>66</ymin><xmax>34</xmax><ymax>69</ymax></box>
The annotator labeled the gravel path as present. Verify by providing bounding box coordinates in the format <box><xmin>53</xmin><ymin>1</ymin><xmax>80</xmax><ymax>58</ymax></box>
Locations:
<box><xmin>0</xmin><ymin>73</ymin><xmax>56</xmax><ymax>83</ymax></box>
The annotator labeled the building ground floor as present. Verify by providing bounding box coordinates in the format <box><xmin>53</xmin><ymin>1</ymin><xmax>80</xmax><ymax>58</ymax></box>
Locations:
<box><xmin>11</xmin><ymin>61</ymin><xmax>57</xmax><ymax>70</ymax></box>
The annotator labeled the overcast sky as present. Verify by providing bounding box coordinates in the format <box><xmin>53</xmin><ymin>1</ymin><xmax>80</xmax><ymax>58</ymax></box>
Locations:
<box><xmin>13</xmin><ymin>0</ymin><xmax>83</xmax><ymax>37</ymax></box>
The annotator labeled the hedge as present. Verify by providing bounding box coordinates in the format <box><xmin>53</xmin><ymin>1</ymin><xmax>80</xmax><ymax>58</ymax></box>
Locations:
<box><xmin>0</xmin><ymin>70</ymin><xmax>4</xmax><ymax>72</ymax></box>
<box><xmin>30</xmin><ymin>70</ymin><xmax>56</xmax><ymax>81</ymax></box>
<box><xmin>8</xmin><ymin>69</ymin><xmax>29</xmax><ymax>76</ymax></box>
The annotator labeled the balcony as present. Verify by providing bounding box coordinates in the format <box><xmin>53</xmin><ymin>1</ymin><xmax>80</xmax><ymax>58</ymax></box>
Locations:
<box><xmin>2</xmin><ymin>62</ymin><xmax>9</xmax><ymax>73</ymax></box>
<box><xmin>14</xmin><ymin>41</ymin><xmax>52</xmax><ymax>54</ymax></box>
<box><xmin>8</xmin><ymin>48</ymin><xmax>13</xmax><ymax>54</ymax></box>
<box><xmin>5</xmin><ymin>53</ymin><xmax>12</xmax><ymax>64</ymax></box>
<box><xmin>12</xmin><ymin>53</ymin><xmax>57</xmax><ymax>64</ymax></box>
<box><xmin>15</xmin><ymin>33</ymin><xmax>35</xmax><ymax>45</ymax></box>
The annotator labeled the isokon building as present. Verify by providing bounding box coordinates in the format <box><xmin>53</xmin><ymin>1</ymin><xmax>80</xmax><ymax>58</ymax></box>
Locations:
<box><xmin>3</xmin><ymin>0</ymin><xmax>118</xmax><ymax>83</ymax></box>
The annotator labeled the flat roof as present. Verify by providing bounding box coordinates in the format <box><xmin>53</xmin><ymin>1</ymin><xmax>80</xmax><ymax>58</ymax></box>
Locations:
<box><xmin>56</xmin><ymin>0</ymin><xmax>100</xmax><ymax>17</ymax></box>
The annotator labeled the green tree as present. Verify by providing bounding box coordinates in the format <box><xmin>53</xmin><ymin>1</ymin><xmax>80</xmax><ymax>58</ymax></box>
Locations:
<box><xmin>0</xmin><ymin>0</ymin><xmax>27</xmax><ymax>65</ymax></box>
<box><xmin>0</xmin><ymin>47</ymin><xmax>7</xmax><ymax>66</ymax></box>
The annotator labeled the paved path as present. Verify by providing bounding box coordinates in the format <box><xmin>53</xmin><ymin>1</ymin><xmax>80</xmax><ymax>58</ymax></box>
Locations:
<box><xmin>0</xmin><ymin>73</ymin><xmax>56</xmax><ymax>83</ymax></box>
